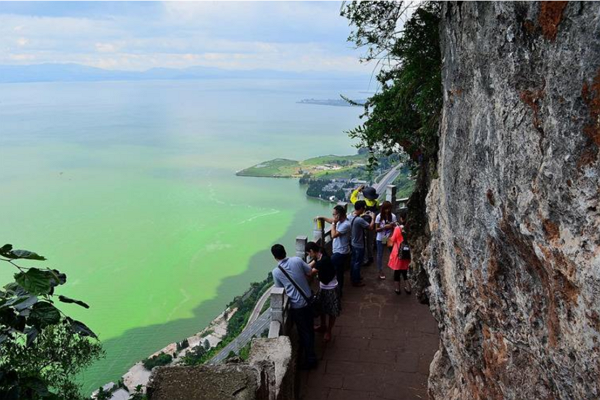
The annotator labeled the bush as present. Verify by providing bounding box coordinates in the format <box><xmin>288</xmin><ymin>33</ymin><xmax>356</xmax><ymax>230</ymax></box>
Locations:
<box><xmin>176</xmin><ymin>339</ymin><xmax>189</xmax><ymax>351</ymax></box>
<box><xmin>142</xmin><ymin>352</ymin><xmax>172</xmax><ymax>370</ymax></box>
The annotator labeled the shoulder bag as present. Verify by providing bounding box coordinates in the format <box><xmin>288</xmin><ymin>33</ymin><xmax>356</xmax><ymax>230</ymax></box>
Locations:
<box><xmin>277</xmin><ymin>264</ymin><xmax>321</xmax><ymax>317</ymax></box>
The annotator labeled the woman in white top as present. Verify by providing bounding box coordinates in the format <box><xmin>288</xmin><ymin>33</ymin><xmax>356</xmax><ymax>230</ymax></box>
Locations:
<box><xmin>375</xmin><ymin>201</ymin><xmax>397</xmax><ymax>280</ymax></box>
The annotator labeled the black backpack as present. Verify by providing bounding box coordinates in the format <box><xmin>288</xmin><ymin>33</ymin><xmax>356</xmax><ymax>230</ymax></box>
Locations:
<box><xmin>398</xmin><ymin>241</ymin><xmax>411</xmax><ymax>260</ymax></box>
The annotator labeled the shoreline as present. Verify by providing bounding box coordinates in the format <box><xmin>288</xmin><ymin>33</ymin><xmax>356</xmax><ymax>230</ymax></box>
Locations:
<box><xmin>92</xmin><ymin>306</ymin><xmax>238</xmax><ymax>398</ymax></box>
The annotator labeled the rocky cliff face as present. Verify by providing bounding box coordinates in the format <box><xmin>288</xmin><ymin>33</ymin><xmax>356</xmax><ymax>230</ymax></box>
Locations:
<box><xmin>425</xmin><ymin>2</ymin><xmax>600</xmax><ymax>399</ymax></box>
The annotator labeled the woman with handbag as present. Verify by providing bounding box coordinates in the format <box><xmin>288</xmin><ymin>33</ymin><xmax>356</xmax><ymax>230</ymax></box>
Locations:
<box><xmin>306</xmin><ymin>242</ymin><xmax>341</xmax><ymax>343</ymax></box>
<box><xmin>388</xmin><ymin>224</ymin><xmax>412</xmax><ymax>295</ymax></box>
<box><xmin>375</xmin><ymin>201</ymin><xmax>397</xmax><ymax>280</ymax></box>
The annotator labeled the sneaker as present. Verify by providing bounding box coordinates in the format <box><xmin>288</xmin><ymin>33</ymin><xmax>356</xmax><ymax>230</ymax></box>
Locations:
<box><xmin>404</xmin><ymin>286</ymin><xmax>412</xmax><ymax>294</ymax></box>
<box><xmin>395</xmin><ymin>289</ymin><xmax>401</xmax><ymax>295</ymax></box>
<box><xmin>378</xmin><ymin>273</ymin><xmax>386</xmax><ymax>280</ymax></box>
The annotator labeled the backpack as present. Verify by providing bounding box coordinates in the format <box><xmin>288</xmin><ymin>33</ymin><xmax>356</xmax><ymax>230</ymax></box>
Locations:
<box><xmin>398</xmin><ymin>241</ymin><xmax>411</xmax><ymax>260</ymax></box>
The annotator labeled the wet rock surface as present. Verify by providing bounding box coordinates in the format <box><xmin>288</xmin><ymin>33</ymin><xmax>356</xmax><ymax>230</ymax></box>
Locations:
<box><xmin>426</xmin><ymin>2</ymin><xmax>600</xmax><ymax>399</ymax></box>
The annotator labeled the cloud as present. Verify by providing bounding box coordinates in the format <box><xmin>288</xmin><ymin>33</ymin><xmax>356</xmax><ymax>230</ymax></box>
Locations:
<box><xmin>95</xmin><ymin>42</ymin><xmax>117</xmax><ymax>53</ymax></box>
<box><xmin>0</xmin><ymin>2</ymin><xmax>373</xmax><ymax>74</ymax></box>
<box><xmin>9</xmin><ymin>53</ymin><xmax>35</xmax><ymax>61</ymax></box>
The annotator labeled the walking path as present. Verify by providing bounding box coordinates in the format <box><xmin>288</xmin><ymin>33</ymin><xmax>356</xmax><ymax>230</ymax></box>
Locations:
<box><xmin>299</xmin><ymin>261</ymin><xmax>439</xmax><ymax>400</ymax></box>
<box><xmin>374</xmin><ymin>165</ymin><xmax>402</xmax><ymax>193</ymax></box>
<box><xmin>247</xmin><ymin>286</ymin><xmax>272</xmax><ymax>326</ymax></box>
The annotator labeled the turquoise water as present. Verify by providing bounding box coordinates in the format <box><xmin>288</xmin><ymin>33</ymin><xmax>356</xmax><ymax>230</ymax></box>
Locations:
<box><xmin>0</xmin><ymin>79</ymin><xmax>364</xmax><ymax>393</ymax></box>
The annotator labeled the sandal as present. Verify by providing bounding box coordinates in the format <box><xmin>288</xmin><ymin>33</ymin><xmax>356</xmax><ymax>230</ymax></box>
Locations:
<box><xmin>314</xmin><ymin>325</ymin><xmax>326</xmax><ymax>333</ymax></box>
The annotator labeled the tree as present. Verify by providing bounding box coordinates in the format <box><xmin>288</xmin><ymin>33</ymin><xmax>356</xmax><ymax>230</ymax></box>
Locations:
<box><xmin>342</xmin><ymin>1</ymin><xmax>443</xmax><ymax>302</ymax></box>
<box><xmin>181</xmin><ymin>344</ymin><xmax>207</xmax><ymax>366</ymax></box>
<box><xmin>341</xmin><ymin>1</ymin><xmax>442</xmax><ymax>163</ymax></box>
<box><xmin>203</xmin><ymin>339</ymin><xmax>210</xmax><ymax>350</ymax></box>
<box><xmin>0</xmin><ymin>244</ymin><xmax>103</xmax><ymax>399</ymax></box>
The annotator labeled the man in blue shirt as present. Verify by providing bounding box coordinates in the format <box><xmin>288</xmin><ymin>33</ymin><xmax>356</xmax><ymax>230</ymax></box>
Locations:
<box><xmin>317</xmin><ymin>204</ymin><xmax>351</xmax><ymax>294</ymax></box>
<box><xmin>271</xmin><ymin>244</ymin><xmax>317</xmax><ymax>369</ymax></box>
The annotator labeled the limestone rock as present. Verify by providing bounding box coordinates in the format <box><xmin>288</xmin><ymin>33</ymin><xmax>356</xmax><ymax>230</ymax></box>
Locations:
<box><xmin>426</xmin><ymin>2</ymin><xmax>600</xmax><ymax>399</ymax></box>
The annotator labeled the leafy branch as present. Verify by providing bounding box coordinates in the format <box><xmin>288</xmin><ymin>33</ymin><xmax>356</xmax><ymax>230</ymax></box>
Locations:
<box><xmin>0</xmin><ymin>243</ymin><xmax>102</xmax><ymax>399</ymax></box>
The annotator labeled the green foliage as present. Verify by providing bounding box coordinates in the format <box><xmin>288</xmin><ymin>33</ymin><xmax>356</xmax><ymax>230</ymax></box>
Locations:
<box><xmin>0</xmin><ymin>244</ymin><xmax>103</xmax><ymax>399</ymax></box>
<box><xmin>203</xmin><ymin>339</ymin><xmax>210</xmax><ymax>350</ymax></box>
<box><xmin>176</xmin><ymin>338</ymin><xmax>189</xmax><ymax>352</ymax></box>
<box><xmin>142</xmin><ymin>352</ymin><xmax>172</xmax><ymax>370</ymax></box>
<box><xmin>96</xmin><ymin>386</ymin><xmax>112</xmax><ymax>400</ymax></box>
<box><xmin>342</xmin><ymin>1</ymin><xmax>443</xmax><ymax>163</ymax></box>
<box><xmin>181</xmin><ymin>344</ymin><xmax>207</xmax><ymax>365</ymax></box>
<box><xmin>238</xmin><ymin>341</ymin><xmax>252</xmax><ymax>361</ymax></box>
<box><xmin>129</xmin><ymin>385</ymin><xmax>147</xmax><ymax>400</ymax></box>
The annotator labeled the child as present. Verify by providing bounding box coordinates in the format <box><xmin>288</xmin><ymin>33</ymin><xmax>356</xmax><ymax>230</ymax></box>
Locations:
<box><xmin>375</xmin><ymin>201</ymin><xmax>397</xmax><ymax>279</ymax></box>
<box><xmin>388</xmin><ymin>224</ymin><xmax>411</xmax><ymax>294</ymax></box>
<box><xmin>306</xmin><ymin>241</ymin><xmax>341</xmax><ymax>342</ymax></box>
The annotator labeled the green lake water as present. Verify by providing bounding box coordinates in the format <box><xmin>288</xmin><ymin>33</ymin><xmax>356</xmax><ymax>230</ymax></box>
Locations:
<box><xmin>0</xmin><ymin>79</ymin><xmax>364</xmax><ymax>393</ymax></box>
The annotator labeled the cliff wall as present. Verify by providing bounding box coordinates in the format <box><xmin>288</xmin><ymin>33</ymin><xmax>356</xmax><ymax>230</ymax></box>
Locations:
<box><xmin>426</xmin><ymin>2</ymin><xmax>600</xmax><ymax>399</ymax></box>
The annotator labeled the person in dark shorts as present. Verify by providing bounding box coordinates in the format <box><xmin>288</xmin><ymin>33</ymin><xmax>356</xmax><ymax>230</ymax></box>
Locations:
<box><xmin>388</xmin><ymin>224</ymin><xmax>411</xmax><ymax>294</ymax></box>
<box><xmin>306</xmin><ymin>241</ymin><xmax>341</xmax><ymax>342</ymax></box>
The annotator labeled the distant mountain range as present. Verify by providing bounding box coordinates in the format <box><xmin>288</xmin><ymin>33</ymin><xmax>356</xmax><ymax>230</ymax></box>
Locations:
<box><xmin>0</xmin><ymin>63</ymin><xmax>370</xmax><ymax>83</ymax></box>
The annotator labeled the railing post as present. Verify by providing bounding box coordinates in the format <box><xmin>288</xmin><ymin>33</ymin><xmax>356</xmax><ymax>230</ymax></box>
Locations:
<box><xmin>313</xmin><ymin>218</ymin><xmax>324</xmax><ymax>244</ymax></box>
<box><xmin>268</xmin><ymin>287</ymin><xmax>285</xmax><ymax>338</ymax></box>
<box><xmin>295</xmin><ymin>236</ymin><xmax>308</xmax><ymax>261</ymax></box>
<box><xmin>386</xmin><ymin>185</ymin><xmax>397</xmax><ymax>211</ymax></box>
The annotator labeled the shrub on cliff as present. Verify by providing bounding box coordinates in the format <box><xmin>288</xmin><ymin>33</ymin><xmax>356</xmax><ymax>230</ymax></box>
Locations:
<box><xmin>0</xmin><ymin>244</ymin><xmax>103</xmax><ymax>399</ymax></box>
<box><xmin>142</xmin><ymin>352</ymin><xmax>172</xmax><ymax>370</ymax></box>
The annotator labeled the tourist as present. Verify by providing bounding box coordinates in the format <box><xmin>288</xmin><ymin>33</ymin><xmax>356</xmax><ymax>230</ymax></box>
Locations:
<box><xmin>306</xmin><ymin>241</ymin><xmax>340</xmax><ymax>343</ymax></box>
<box><xmin>270</xmin><ymin>244</ymin><xmax>317</xmax><ymax>369</ymax></box>
<box><xmin>316</xmin><ymin>204</ymin><xmax>351</xmax><ymax>295</ymax></box>
<box><xmin>375</xmin><ymin>201</ymin><xmax>397</xmax><ymax>279</ymax></box>
<box><xmin>388</xmin><ymin>224</ymin><xmax>411</xmax><ymax>294</ymax></box>
<box><xmin>350</xmin><ymin>185</ymin><xmax>379</xmax><ymax>265</ymax></box>
<box><xmin>348</xmin><ymin>200</ymin><xmax>375</xmax><ymax>287</ymax></box>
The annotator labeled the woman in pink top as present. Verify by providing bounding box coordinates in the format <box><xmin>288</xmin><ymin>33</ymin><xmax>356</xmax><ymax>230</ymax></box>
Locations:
<box><xmin>388</xmin><ymin>224</ymin><xmax>411</xmax><ymax>295</ymax></box>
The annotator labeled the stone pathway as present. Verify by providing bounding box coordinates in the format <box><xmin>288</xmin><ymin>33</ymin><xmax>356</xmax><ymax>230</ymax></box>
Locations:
<box><xmin>299</xmin><ymin>263</ymin><xmax>439</xmax><ymax>400</ymax></box>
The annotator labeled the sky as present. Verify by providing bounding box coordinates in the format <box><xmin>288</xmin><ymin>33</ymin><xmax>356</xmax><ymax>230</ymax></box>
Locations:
<box><xmin>0</xmin><ymin>1</ymin><xmax>375</xmax><ymax>73</ymax></box>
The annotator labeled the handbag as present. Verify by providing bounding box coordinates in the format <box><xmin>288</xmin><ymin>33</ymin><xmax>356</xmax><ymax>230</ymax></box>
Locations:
<box><xmin>398</xmin><ymin>241</ymin><xmax>411</xmax><ymax>260</ymax></box>
<box><xmin>277</xmin><ymin>265</ymin><xmax>321</xmax><ymax>317</ymax></box>
<box><xmin>381</xmin><ymin>234</ymin><xmax>389</xmax><ymax>246</ymax></box>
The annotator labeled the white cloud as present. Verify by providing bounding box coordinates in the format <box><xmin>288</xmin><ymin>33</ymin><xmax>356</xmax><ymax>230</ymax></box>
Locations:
<box><xmin>0</xmin><ymin>2</ymin><xmax>372</xmax><ymax>74</ymax></box>
<box><xmin>95</xmin><ymin>42</ymin><xmax>117</xmax><ymax>53</ymax></box>
<box><xmin>9</xmin><ymin>53</ymin><xmax>35</xmax><ymax>61</ymax></box>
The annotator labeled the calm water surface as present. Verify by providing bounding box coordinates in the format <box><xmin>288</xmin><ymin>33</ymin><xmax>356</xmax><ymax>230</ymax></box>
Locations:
<box><xmin>0</xmin><ymin>79</ymin><xmax>364</xmax><ymax>393</ymax></box>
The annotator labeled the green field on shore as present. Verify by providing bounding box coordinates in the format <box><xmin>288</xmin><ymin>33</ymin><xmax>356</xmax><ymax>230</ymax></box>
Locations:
<box><xmin>236</xmin><ymin>153</ymin><xmax>369</xmax><ymax>179</ymax></box>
